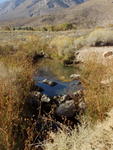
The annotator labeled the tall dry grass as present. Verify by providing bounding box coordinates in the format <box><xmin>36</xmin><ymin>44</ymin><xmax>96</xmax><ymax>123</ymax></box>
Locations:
<box><xmin>45</xmin><ymin>109</ymin><xmax>113</xmax><ymax>150</ymax></box>
<box><xmin>73</xmin><ymin>28</ymin><xmax>113</xmax><ymax>50</ymax></box>
<box><xmin>50</xmin><ymin>35</ymin><xmax>75</xmax><ymax>58</ymax></box>
<box><xmin>0</xmin><ymin>38</ymin><xmax>38</xmax><ymax>149</ymax></box>
<box><xmin>0</xmin><ymin>60</ymin><xmax>34</xmax><ymax>150</ymax></box>
<box><xmin>81</xmin><ymin>59</ymin><xmax>113</xmax><ymax>122</ymax></box>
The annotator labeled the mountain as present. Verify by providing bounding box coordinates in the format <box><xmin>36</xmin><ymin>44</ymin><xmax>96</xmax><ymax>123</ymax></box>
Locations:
<box><xmin>0</xmin><ymin>0</ymin><xmax>86</xmax><ymax>20</ymax></box>
<box><xmin>0</xmin><ymin>0</ymin><xmax>113</xmax><ymax>28</ymax></box>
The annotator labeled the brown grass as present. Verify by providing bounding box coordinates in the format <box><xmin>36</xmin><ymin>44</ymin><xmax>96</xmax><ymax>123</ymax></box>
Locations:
<box><xmin>81</xmin><ymin>60</ymin><xmax>113</xmax><ymax>122</ymax></box>
<box><xmin>45</xmin><ymin>109</ymin><xmax>113</xmax><ymax>150</ymax></box>
<box><xmin>0</xmin><ymin>60</ymin><xmax>34</xmax><ymax>150</ymax></box>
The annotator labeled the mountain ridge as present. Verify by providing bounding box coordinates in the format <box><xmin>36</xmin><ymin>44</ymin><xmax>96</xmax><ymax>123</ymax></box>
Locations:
<box><xmin>0</xmin><ymin>0</ymin><xmax>113</xmax><ymax>28</ymax></box>
<box><xmin>0</xmin><ymin>0</ymin><xmax>86</xmax><ymax>20</ymax></box>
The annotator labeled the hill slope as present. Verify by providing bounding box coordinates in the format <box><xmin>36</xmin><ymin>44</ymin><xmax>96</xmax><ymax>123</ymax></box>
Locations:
<box><xmin>0</xmin><ymin>0</ymin><xmax>113</xmax><ymax>28</ymax></box>
<box><xmin>0</xmin><ymin>0</ymin><xmax>86</xmax><ymax>19</ymax></box>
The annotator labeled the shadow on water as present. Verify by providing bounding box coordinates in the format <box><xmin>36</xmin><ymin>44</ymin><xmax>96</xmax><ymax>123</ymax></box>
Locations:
<box><xmin>35</xmin><ymin>59</ymin><xmax>81</xmax><ymax>97</ymax></box>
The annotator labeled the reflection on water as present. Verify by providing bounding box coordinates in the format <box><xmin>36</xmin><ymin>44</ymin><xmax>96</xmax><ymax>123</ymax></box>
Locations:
<box><xmin>36</xmin><ymin>59</ymin><xmax>79</xmax><ymax>81</ymax></box>
<box><xmin>35</xmin><ymin>59</ymin><xmax>81</xmax><ymax>97</ymax></box>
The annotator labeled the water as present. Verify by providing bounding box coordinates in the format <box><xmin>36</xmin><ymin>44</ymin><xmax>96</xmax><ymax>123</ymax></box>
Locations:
<box><xmin>35</xmin><ymin>59</ymin><xmax>81</xmax><ymax>97</ymax></box>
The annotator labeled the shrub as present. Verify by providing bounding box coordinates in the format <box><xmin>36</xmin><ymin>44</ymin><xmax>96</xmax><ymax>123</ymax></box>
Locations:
<box><xmin>2</xmin><ymin>26</ymin><xmax>11</xmax><ymax>31</ymax></box>
<box><xmin>86</xmin><ymin>28</ymin><xmax>113</xmax><ymax>46</ymax></box>
<box><xmin>50</xmin><ymin>35</ymin><xmax>75</xmax><ymax>58</ymax></box>
<box><xmin>36</xmin><ymin>23</ymin><xmax>76</xmax><ymax>31</ymax></box>
<box><xmin>74</xmin><ymin>36</ymin><xmax>86</xmax><ymax>50</ymax></box>
<box><xmin>0</xmin><ymin>60</ymin><xmax>34</xmax><ymax>150</ymax></box>
<box><xmin>45</xmin><ymin>109</ymin><xmax>113</xmax><ymax>150</ymax></box>
<box><xmin>53</xmin><ymin>23</ymin><xmax>76</xmax><ymax>31</ymax></box>
<box><xmin>0</xmin><ymin>45</ymin><xmax>15</xmax><ymax>57</ymax></box>
<box><xmin>80</xmin><ymin>60</ymin><xmax>113</xmax><ymax>122</ymax></box>
<box><xmin>13</xmin><ymin>26</ymin><xmax>34</xmax><ymax>31</ymax></box>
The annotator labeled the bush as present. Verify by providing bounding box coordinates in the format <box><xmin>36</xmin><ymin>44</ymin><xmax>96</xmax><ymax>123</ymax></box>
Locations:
<box><xmin>45</xmin><ymin>109</ymin><xmax>113</xmax><ymax>150</ymax></box>
<box><xmin>0</xmin><ymin>45</ymin><xmax>15</xmax><ymax>57</ymax></box>
<box><xmin>13</xmin><ymin>26</ymin><xmax>34</xmax><ymax>31</ymax></box>
<box><xmin>74</xmin><ymin>36</ymin><xmax>86</xmax><ymax>50</ymax></box>
<box><xmin>0</xmin><ymin>61</ymin><xmax>34</xmax><ymax>150</ymax></box>
<box><xmin>2</xmin><ymin>26</ymin><xmax>11</xmax><ymax>31</ymax></box>
<box><xmin>53</xmin><ymin>23</ymin><xmax>76</xmax><ymax>31</ymax></box>
<box><xmin>81</xmin><ymin>60</ymin><xmax>113</xmax><ymax>122</ymax></box>
<box><xmin>37</xmin><ymin>23</ymin><xmax>76</xmax><ymax>31</ymax></box>
<box><xmin>50</xmin><ymin>35</ymin><xmax>75</xmax><ymax>58</ymax></box>
<box><xmin>86</xmin><ymin>28</ymin><xmax>113</xmax><ymax>46</ymax></box>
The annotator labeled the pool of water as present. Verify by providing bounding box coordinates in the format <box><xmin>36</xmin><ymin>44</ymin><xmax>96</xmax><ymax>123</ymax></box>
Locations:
<box><xmin>35</xmin><ymin>59</ymin><xmax>81</xmax><ymax>97</ymax></box>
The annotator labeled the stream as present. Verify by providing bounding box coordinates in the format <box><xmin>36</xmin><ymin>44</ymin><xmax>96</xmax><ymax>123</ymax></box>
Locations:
<box><xmin>35</xmin><ymin>59</ymin><xmax>81</xmax><ymax>97</ymax></box>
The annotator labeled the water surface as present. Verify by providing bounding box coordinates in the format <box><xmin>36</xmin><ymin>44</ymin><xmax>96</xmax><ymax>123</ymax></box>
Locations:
<box><xmin>35</xmin><ymin>59</ymin><xmax>81</xmax><ymax>97</ymax></box>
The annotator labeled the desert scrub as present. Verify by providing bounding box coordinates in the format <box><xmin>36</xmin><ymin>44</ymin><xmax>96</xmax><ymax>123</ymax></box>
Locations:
<box><xmin>80</xmin><ymin>60</ymin><xmax>113</xmax><ymax>122</ymax></box>
<box><xmin>86</xmin><ymin>28</ymin><xmax>113</xmax><ymax>46</ymax></box>
<box><xmin>73</xmin><ymin>28</ymin><xmax>113</xmax><ymax>50</ymax></box>
<box><xmin>0</xmin><ymin>35</ymin><xmax>51</xmax><ymax>65</ymax></box>
<box><xmin>50</xmin><ymin>35</ymin><xmax>75</xmax><ymax>59</ymax></box>
<box><xmin>74</xmin><ymin>36</ymin><xmax>86</xmax><ymax>50</ymax></box>
<box><xmin>0</xmin><ymin>60</ymin><xmax>34</xmax><ymax>150</ymax></box>
<box><xmin>0</xmin><ymin>45</ymin><xmax>16</xmax><ymax>57</ymax></box>
<box><xmin>15</xmin><ymin>35</ymin><xmax>51</xmax><ymax>61</ymax></box>
<box><xmin>45</xmin><ymin>109</ymin><xmax>113</xmax><ymax>150</ymax></box>
<box><xmin>36</xmin><ymin>23</ymin><xmax>76</xmax><ymax>31</ymax></box>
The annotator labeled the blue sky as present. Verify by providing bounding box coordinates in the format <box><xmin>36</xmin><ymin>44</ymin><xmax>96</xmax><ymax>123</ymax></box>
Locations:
<box><xmin>0</xmin><ymin>0</ymin><xmax>8</xmax><ymax>3</ymax></box>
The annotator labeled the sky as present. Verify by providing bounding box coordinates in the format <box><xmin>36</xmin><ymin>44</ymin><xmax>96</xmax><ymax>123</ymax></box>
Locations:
<box><xmin>0</xmin><ymin>0</ymin><xmax>8</xmax><ymax>3</ymax></box>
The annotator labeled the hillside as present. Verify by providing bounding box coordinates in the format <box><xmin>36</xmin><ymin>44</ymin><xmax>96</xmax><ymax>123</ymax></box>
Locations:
<box><xmin>0</xmin><ymin>0</ymin><xmax>86</xmax><ymax>19</ymax></box>
<box><xmin>0</xmin><ymin>0</ymin><xmax>113</xmax><ymax>28</ymax></box>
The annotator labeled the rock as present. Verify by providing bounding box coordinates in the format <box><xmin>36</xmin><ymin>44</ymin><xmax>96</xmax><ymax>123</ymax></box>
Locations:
<box><xmin>56</xmin><ymin>100</ymin><xmax>76</xmax><ymax>117</ymax></box>
<box><xmin>41</xmin><ymin>94</ymin><xmax>51</xmax><ymax>103</ymax></box>
<box><xmin>42</xmin><ymin>79</ymin><xmax>57</xmax><ymax>86</ymax></box>
<box><xmin>73</xmin><ymin>60</ymin><xmax>80</xmax><ymax>64</ymax></box>
<box><xmin>42</xmin><ymin>79</ymin><xmax>48</xmax><ymax>84</ymax></box>
<box><xmin>44</xmin><ymin>53</ymin><xmax>50</xmax><ymax>58</ymax></box>
<box><xmin>77</xmin><ymin>81</ymin><xmax>82</xmax><ymax>85</ymax></box>
<box><xmin>31</xmin><ymin>51</ymin><xmax>45</xmax><ymax>63</ymax></box>
<box><xmin>63</xmin><ymin>59</ymin><xmax>74</xmax><ymax>66</ymax></box>
<box><xmin>70</xmin><ymin>74</ymin><xmax>80</xmax><ymax>80</ymax></box>
<box><xmin>101</xmin><ymin>77</ymin><xmax>113</xmax><ymax>85</ymax></box>
<box><xmin>103</xmin><ymin>51</ymin><xmax>113</xmax><ymax>58</ymax></box>
<box><xmin>75</xmin><ymin>51</ymin><xmax>79</xmax><ymax>56</ymax></box>
<box><xmin>36</xmin><ymin>51</ymin><xmax>45</xmax><ymax>58</ymax></box>
<box><xmin>48</xmin><ymin>81</ymin><xmax>57</xmax><ymax>86</ymax></box>
<box><xmin>32</xmin><ymin>91</ymin><xmax>42</xmax><ymax>99</ymax></box>
<box><xmin>73</xmin><ymin>90</ymin><xmax>84</xmax><ymax>99</ymax></box>
<box><xmin>53</xmin><ymin>96</ymin><xmax>57</xmax><ymax>100</ymax></box>
<box><xmin>78</xmin><ymin>101</ymin><xmax>86</xmax><ymax>112</ymax></box>
<box><xmin>59</xmin><ymin>95</ymin><xmax>71</xmax><ymax>103</ymax></box>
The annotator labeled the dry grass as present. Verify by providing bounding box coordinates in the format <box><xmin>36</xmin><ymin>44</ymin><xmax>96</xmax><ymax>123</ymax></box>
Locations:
<box><xmin>0</xmin><ymin>60</ymin><xmax>34</xmax><ymax>150</ymax></box>
<box><xmin>73</xmin><ymin>28</ymin><xmax>113</xmax><ymax>49</ymax></box>
<box><xmin>45</xmin><ymin>108</ymin><xmax>113</xmax><ymax>150</ymax></box>
<box><xmin>50</xmin><ymin>35</ymin><xmax>75</xmax><ymax>58</ymax></box>
<box><xmin>0</xmin><ymin>37</ymin><xmax>40</xmax><ymax>149</ymax></box>
<box><xmin>74</xmin><ymin>36</ymin><xmax>86</xmax><ymax>50</ymax></box>
<box><xmin>81</xmin><ymin>60</ymin><xmax>113</xmax><ymax>122</ymax></box>
<box><xmin>86</xmin><ymin>28</ymin><xmax>113</xmax><ymax>46</ymax></box>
